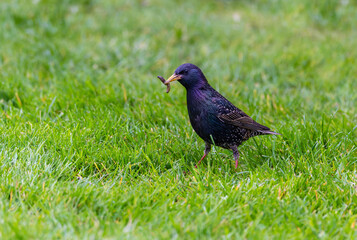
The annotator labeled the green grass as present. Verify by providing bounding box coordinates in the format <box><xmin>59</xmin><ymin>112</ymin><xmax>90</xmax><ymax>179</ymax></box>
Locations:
<box><xmin>1</xmin><ymin>0</ymin><xmax>357</xmax><ymax>239</ymax></box>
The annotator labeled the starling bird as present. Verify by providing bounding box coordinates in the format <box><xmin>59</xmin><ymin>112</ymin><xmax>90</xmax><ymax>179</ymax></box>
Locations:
<box><xmin>165</xmin><ymin>63</ymin><xmax>280</xmax><ymax>168</ymax></box>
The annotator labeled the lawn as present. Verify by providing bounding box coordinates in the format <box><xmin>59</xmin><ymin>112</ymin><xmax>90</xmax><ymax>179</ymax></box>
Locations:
<box><xmin>0</xmin><ymin>0</ymin><xmax>356</xmax><ymax>239</ymax></box>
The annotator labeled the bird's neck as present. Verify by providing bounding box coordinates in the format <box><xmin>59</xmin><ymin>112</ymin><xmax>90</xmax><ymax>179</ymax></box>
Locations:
<box><xmin>186</xmin><ymin>84</ymin><xmax>213</xmax><ymax>105</ymax></box>
<box><xmin>187</xmin><ymin>79</ymin><xmax>212</xmax><ymax>90</ymax></box>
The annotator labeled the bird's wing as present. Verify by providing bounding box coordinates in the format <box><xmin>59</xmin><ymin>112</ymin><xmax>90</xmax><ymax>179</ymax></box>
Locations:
<box><xmin>210</xmin><ymin>87</ymin><xmax>271</xmax><ymax>132</ymax></box>
<box><xmin>218</xmin><ymin>111</ymin><xmax>270</xmax><ymax>131</ymax></box>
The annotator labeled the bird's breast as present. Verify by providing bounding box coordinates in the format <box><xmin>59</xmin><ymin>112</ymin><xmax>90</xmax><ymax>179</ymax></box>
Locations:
<box><xmin>186</xmin><ymin>89</ymin><xmax>220</xmax><ymax>142</ymax></box>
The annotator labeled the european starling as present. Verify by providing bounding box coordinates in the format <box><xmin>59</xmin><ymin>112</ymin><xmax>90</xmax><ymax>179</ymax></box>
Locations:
<box><xmin>164</xmin><ymin>63</ymin><xmax>281</xmax><ymax>168</ymax></box>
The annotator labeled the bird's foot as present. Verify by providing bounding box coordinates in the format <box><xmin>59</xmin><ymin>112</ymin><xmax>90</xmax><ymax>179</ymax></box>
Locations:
<box><xmin>195</xmin><ymin>153</ymin><xmax>207</xmax><ymax>168</ymax></box>
<box><xmin>183</xmin><ymin>170</ymin><xmax>191</xmax><ymax>175</ymax></box>
<box><xmin>235</xmin><ymin>160</ymin><xmax>239</xmax><ymax>169</ymax></box>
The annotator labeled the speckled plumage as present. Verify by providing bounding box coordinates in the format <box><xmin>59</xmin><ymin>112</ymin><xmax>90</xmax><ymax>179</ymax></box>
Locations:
<box><xmin>167</xmin><ymin>63</ymin><xmax>280</xmax><ymax>168</ymax></box>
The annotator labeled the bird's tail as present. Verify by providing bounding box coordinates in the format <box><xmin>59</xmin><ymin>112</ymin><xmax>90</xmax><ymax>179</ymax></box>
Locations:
<box><xmin>258</xmin><ymin>130</ymin><xmax>282</xmax><ymax>136</ymax></box>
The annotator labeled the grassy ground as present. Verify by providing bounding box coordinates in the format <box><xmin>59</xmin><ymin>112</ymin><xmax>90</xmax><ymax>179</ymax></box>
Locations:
<box><xmin>0</xmin><ymin>0</ymin><xmax>357</xmax><ymax>239</ymax></box>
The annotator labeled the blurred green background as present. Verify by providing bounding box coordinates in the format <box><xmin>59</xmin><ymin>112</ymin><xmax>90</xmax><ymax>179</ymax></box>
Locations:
<box><xmin>0</xmin><ymin>0</ymin><xmax>356</xmax><ymax>239</ymax></box>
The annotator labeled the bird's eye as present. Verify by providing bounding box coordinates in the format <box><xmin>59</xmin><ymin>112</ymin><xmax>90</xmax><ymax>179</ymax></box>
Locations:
<box><xmin>180</xmin><ymin>69</ymin><xmax>188</xmax><ymax>74</ymax></box>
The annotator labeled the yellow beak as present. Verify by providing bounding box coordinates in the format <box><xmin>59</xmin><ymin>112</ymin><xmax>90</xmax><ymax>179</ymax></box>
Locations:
<box><xmin>165</xmin><ymin>74</ymin><xmax>182</xmax><ymax>84</ymax></box>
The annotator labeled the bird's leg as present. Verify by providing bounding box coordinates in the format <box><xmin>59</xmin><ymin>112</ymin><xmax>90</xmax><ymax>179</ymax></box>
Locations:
<box><xmin>195</xmin><ymin>142</ymin><xmax>211</xmax><ymax>168</ymax></box>
<box><xmin>230</xmin><ymin>146</ymin><xmax>240</xmax><ymax>169</ymax></box>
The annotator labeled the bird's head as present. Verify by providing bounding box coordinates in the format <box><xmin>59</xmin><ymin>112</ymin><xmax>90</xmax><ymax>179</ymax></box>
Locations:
<box><xmin>165</xmin><ymin>63</ymin><xmax>208</xmax><ymax>89</ymax></box>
